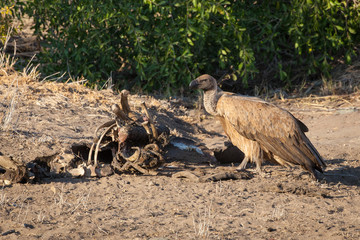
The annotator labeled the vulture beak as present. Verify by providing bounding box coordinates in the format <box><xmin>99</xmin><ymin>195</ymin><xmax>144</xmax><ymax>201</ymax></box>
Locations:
<box><xmin>189</xmin><ymin>79</ymin><xmax>199</xmax><ymax>90</ymax></box>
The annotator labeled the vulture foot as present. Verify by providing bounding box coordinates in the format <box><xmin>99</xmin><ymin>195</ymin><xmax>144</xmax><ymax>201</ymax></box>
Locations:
<box><xmin>236</xmin><ymin>157</ymin><xmax>249</xmax><ymax>170</ymax></box>
<box><xmin>256</xmin><ymin>169</ymin><xmax>271</xmax><ymax>178</ymax></box>
<box><xmin>236</xmin><ymin>160</ymin><xmax>270</xmax><ymax>178</ymax></box>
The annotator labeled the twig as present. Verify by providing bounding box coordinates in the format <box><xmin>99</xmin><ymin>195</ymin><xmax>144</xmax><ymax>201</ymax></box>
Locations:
<box><xmin>42</xmin><ymin>71</ymin><xmax>66</xmax><ymax>82</ymax></box>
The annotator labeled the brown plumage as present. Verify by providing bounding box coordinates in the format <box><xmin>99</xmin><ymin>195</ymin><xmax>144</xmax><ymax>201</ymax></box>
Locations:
<box><xmin>189</xmin><ymin>74</ymin><xmax>326</xmax><ymax>179</ymax></box>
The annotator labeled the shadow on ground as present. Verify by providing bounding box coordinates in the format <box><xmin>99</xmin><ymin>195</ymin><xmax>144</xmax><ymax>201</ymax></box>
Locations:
<box><xmin>323</xmin><ymin>159</ymin><xmax>360</xmax><ymax>186</ymax></box>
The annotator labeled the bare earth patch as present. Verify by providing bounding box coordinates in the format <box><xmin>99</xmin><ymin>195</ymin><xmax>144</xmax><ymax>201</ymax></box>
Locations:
<box><xmin>0</xmin><ymin>77</ymin><xmax>359</xmax><ymax>239</ymax></box>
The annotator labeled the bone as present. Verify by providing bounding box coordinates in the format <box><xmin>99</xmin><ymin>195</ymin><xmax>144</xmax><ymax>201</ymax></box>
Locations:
<box><xmin>120</xmin><ymin>147</ymin><xmax>141</xmax><ymax>162</ymax></box>
<box><xmin>140</xmin><ymin>102</ymin><xmax>158</xmax><ymax>139</ymax></box>
<box><xmin>111</xmin><ymin>104</ymin><xmax>130</xmax><ymax>121</ymax></box>
<box><xmin>93</xmin><ymin>123</ymin><xmax>116</xmax><ymax>167</ymax></box>
<box><xmin>120</xmin><ymin>90</ymin><xmax>131</xmax><ymax>115</ymax></box>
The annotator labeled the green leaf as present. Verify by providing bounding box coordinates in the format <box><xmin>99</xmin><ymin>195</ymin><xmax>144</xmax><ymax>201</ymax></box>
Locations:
<box><xmin>348</xmin><ymin>27</ymin><xmax>356</xmax><ymax>34</ymax></box>
<box><xmin>140</xmin><ymin>15</ymin><xmax>149</xmax><ymax>21</ymax></box>
<box><xmin>187</xmin><ymin>38</ymin><xmax>194</xmax><ymax>46</ymax></box>
<box><xmin>346</xmin><ymin>54</ymin><xmax>351</xmax><ymax>63</ymax></box>
<box><xmin>231</xmin><ymin>74</ymin><xmax>237</xmax><ymax>81</ymax></box>
<box><xmin>335</xmin><ymin>25</ymin><xmax>344</xmax><ymax>31</ymax></box>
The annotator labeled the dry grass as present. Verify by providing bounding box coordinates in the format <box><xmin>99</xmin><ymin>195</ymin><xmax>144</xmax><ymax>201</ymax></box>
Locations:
<box><xmin>0</xmin><ymin>26</ymin><xmax>17</xmax><ymax>74</ymax></box>
<box><xmin>269</xmin><ymin>205</ymin><xmax>287</xmax><ymax>221</ymax></box>
<box><xmin>272</xmin><ymin>91</ymin><xmax>360</xmax><ymax>114</ymax></box>
<box><xmin>0</xmin><ymin>30</ymin><xmax>118</xmax><ymax>131</ymax></box>
<box><xmin>0</xmin><ymin>29</ymin><xmax>40</xmax><ymax>131</ymax></box>
<box><xmin>36</xmin><ymin>210</ymin><xmax>46</xmax><ymax>224</ymax></box>
<box><xmin>52</xmin><ymin>183</ymin><xmax>92</xmax><ymax>216</ymax></box>
<box><xmin>1</xmin><ymin>77</ymin><xmax>18</xmax><ymax>130</ymax></box>
<box><xmin>0</xmin><ymin>185</ymin><xmax>7</xmax><ymax>208</ymax></box>
<box><xmin>192</xmin><ymin>200</ymin><xmax>214</xmax><ymax>239</ymax></box>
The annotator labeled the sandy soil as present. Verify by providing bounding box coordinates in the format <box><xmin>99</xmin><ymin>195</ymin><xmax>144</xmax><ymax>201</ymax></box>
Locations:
<box><xmin>0</xmin><ymin>77</ymin><xmax>360</xmax><ymax>240</ymax></box>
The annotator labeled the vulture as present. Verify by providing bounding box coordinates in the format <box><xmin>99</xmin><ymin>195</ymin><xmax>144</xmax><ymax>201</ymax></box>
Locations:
<box><xmin>189</xmin><ymin>74</ymin><xmax>326</xmax><ymax>179</ymax></box>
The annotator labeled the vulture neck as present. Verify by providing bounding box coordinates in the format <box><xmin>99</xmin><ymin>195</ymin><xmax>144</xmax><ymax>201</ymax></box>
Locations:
<box><xmin>203</xmin><ymin>87</ymin><xmax>222</xmax><ymax>116</ymax></box>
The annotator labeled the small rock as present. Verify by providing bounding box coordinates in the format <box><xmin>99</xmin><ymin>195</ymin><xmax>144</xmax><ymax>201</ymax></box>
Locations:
<box><xmin>1</xmin><ymin>229</ymin><xmax>16</xmax><ymax>236</ymax></box>
<box><xmin>24</xmin><ymin>223</ymin><xmax>35</xmax><ymax>229</ymax></box>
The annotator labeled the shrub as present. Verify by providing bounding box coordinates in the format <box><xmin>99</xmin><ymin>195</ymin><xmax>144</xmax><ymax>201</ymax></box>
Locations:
<box><xmin>23</xmin><ymin>0</ymin><xmax>360</xmax><ymax>94</ymax></box>
<box><xmin>0</xmin><ymin>0</ymin><xmax>23</xmax><ymax>44</ymax></box>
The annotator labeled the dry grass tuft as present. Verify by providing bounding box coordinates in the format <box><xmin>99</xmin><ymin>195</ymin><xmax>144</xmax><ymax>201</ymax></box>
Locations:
<box><xmin>192</xmin><ymin>200</ymin><xmax>214</xmax><ymax>239</ymax></box>
<box><xmin>1</xmin><ymin>77</ymin><xmax>18</xmax><ymax>130</ymax></box>
<box><xmin>52</xmin><ymin>184</ymin><xmax>92</xmax><ymax>216</ymax></box>
<box><xmin>0</xmin><ymin>26</ymin><xmax>17</xmax><ymax>75</ymax></box>
<box><xmin>0</xmin><ymin>31</ymin><xmax>41</xmax><ymax>130</ymax></box>
<box><xmin>0</xmin><ymin>185</ymin><xmax>7</xmax><ymax>208</ymax></box>
<box><xmin>269</xmin><ymin>205</ymin><xmax>287</xmax><ymax>221</ymax></box>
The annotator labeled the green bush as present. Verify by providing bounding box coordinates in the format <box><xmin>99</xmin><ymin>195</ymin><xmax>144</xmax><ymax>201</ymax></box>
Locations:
<box><xmin>24</xmin><ymin>0</ymin><xmax>360</xmax><ymax>94</ymax></box>
<box><xmin>0</xmin><ymin>0</ymin><xmax>23</xmax><ymax>44</ymax></box>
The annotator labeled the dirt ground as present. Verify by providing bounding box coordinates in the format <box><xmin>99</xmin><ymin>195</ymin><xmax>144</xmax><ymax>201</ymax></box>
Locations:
<box><xmin>0</xmin><ymin>76</ymin><xmax>360</xmax><ymax>240</ymax></box>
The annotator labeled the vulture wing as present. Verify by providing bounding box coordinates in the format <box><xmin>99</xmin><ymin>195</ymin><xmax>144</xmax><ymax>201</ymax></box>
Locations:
<box><xmin>216</xmin><ymin>94</ymin><xmax>325</xmax><ymax>174</ymax></box>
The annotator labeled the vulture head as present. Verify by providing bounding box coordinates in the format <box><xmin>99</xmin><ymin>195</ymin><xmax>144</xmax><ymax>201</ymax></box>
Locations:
<box><xmin>189</xmin><ymin>74</ymin><xmax>217</xmax><ymax>92</ymax></box>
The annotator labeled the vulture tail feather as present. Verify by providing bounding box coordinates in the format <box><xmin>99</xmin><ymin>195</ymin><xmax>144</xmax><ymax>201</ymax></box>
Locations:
<box><xmin>301</xmin><ymin>133</ymin><xmax>326</xmax><ymax>168</ymax></box>
<box><xmin>292</xmin><ymin>143</ymin><xmax>322</xmax><ymax>174</ymax></box>
<box><xmin>259</xmin><ymin>135</ymin><xmax>320</xmax><ymax>177</ymax></box>
<box><xmin>291</xmin><ymin>116</ymin><xmax>309</xmax><ymax>132</ymax></box>
<box><xmin>259</xmin><ymin>136</ymin><xmax>304</xmax><ymax>166</ymax></box>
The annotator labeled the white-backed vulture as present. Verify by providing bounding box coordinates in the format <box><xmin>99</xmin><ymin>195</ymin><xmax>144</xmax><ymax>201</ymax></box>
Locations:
<box><xmin>189</xmin><ymin>74</ymin><xmax>326</xmax><ymax>179</ymax></box>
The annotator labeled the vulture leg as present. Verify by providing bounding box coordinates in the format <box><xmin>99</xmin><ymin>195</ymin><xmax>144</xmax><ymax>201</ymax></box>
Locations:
<box><xmin>237</xmin><ymin>156</ymin><xmax>266</xmax><ymax>176</ymax></box>
<box><xmin>254</xmin><ymin>157</ymin><xmax>270</xmax><ymax>177</ymax></box>
<box><xmin>254</xmin><ymin>158</ymin><xmax>262</xmax><ymax>172</ymax></box>
<box><xmin>237</xmin><ymin>156</ymin><xmax>250</xmax><ymax>170</ymax></box>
